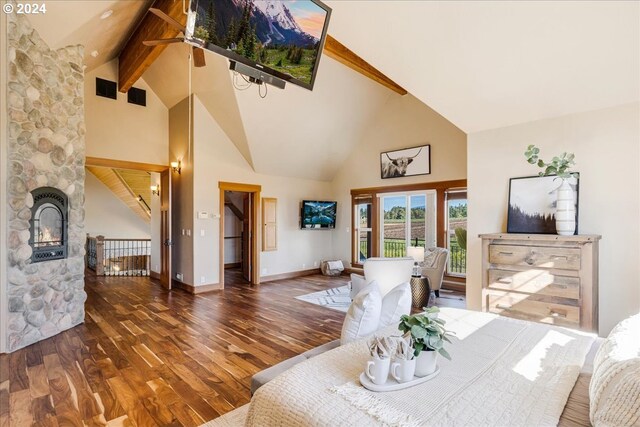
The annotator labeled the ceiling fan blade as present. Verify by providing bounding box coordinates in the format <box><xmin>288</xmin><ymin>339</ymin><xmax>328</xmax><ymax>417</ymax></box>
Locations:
<box><xmin>148</xmin><ymin>7</ymin><xmax>186</xmax><ymax>33</ymax></box>
<box><xmin>193</xmin><ymin>47</ymin><xmax>206</xmax><ymax>67</ymax></box>
<box><xmin>143</xmin><ymin>38</ymin><xmax>184</xmax><ymax>47</ymax></box>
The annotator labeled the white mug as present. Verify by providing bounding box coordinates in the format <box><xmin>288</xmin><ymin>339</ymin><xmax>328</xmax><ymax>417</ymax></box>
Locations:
<box><xmin>391</xmin><ymin>358</ymin><xmax>416</xmax><ymax>383</ymax></box>
<box><xmin>365</xmin><ymin>356</ymin><xmax>391</xmax><ymax>385</ymax></box>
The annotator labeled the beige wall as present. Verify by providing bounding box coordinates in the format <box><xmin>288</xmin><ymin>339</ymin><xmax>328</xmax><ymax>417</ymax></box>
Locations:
<box><xmin>192</xmin><ymin>96</ymin><xmax>335</xmax><ymax>286</ymax></box>
<box><xmin>84</xmin><ymin>61</ymin><xmax>168</xmax><ymax>165</ymax></box>
<box><xmin>84</xmin><ymin>172</ymin><xmax>150</xmax><ymax>239</ymax></box>
<box><xmin>168</xmin><ymin>97</ymin><xmax>194</xmax><ymax>285</ymax></box>
<box><xmin>330</xmin><ymin>94</ymin><xmax>468</xmax><ymax>264</ymax></box>
<box><xmin>467</xmin><ymin>103</ymin><xmax>640</xmax><ymax>335</ymax></box>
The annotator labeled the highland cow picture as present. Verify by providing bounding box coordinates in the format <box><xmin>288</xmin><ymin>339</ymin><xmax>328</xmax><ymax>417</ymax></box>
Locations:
<box><xmin>507</xmin><ymin>175</ymin><xmax>579</xmax><ymax>234</ymax></box>
<box><xmin>380</xmin><ymin>144</ymin><xmax>431</xmax><ymax>179</ymax></box>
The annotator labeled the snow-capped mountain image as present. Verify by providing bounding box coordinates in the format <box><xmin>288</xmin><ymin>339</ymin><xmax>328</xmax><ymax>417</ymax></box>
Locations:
<box><xmin>191</xmin><ymin>0</ymin><xmax>329</xmax><ymax>85</ymax></box>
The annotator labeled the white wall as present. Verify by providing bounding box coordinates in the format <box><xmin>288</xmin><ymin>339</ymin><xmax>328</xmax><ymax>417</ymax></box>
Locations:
<box><xmin>223</xmin><ymin>205</ymin><xmax>242</xmax><ymax>264</ymax></box>
<box><xmin>84</xmin><ymin>172</ymin><xmax>150</xmax><ymax>238</ymax></box>
<box><xmin>84</xmin><ymin>60</ymin><xmax>168</xmax><ymax>165</ymax></box>
<box><xmin>330</xmin><ymin>94</ymin><xmax>468</xmax><ymax>264</ymax></box>
<box><xmin>467</xmin><ymin>103</ymin><xmax>640</xmax><ymax>335</ymax></box>
<box><xmin>191</xmin><ymin>96</ymin><xmax>334</xmax><ymax>287</ymax></box>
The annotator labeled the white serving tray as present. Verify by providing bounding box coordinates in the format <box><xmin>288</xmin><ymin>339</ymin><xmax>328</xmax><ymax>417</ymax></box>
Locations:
<box><xmin>359</xmin><ymin>366</ymin><xmax>440</xmax><ymax>392</ymax></box>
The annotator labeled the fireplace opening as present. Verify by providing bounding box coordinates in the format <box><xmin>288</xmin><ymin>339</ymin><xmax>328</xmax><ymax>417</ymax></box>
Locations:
<box><xmin>29</xmin><ymin>187</ymin><xmax>68</xmax><ymax>262</ymax></box>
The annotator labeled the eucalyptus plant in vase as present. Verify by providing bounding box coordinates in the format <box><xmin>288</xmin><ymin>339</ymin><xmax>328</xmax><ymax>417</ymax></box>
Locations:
<box><xmin>525</xmin><ymin>145</ymin><xmax>578</xmax><ymax>235</ymax></box>
<box><xmin>398</xmin><ymin>306</ymin><xmax>453</xmax><ymax>377</ymax></box>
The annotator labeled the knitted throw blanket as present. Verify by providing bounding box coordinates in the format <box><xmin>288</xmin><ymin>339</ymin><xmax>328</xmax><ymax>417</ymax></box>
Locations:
<box><xmin>245</xmin><ymin>308</ymin><xmax>594</xmax><ymax>427</ymax></box>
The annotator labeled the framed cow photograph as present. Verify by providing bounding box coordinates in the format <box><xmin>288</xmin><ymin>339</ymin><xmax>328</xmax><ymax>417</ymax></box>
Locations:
<box><xmin>380</xmin><ymin>144</ymin><xmax>431</xmax><ymax>179</ymax></box>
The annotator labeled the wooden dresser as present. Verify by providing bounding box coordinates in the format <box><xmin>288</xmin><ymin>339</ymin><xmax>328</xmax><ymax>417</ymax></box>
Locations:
<box><xmin>480</xmin><ymin>233</ymin><xmax>601</xmax><ymax>332</ymax></box>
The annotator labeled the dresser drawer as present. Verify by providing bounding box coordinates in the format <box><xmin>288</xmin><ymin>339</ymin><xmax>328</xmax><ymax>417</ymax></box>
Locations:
<box><xmin>488</xmin><ymin>269</ymin><xmax>580</xmax><ymax>300</ymax></box>
<box><xmin>486</xmin><ymin>290</ymin><xmax>579</xmax><ymax>328</ymax></box>
<box><xmin>489</xmin><ymin>245</ymin><xmax>581</xmax><ymax>270</ymax></box>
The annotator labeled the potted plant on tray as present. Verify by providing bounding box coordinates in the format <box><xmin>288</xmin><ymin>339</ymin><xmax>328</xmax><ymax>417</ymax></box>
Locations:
<box><xmin>524</xmin><ymin>145</ymin><xmax>578</xmax><ymax>235</ymax></box>
<box><xmin>398</xmin><ymin>306</ymin><xmax>453</xmax><ymax>377</ymax></box>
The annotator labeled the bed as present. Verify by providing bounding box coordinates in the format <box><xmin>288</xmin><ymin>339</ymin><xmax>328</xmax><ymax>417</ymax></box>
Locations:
<box><xmin>204</xmin><ymin>308</ymin><xmax>638</xmax><ymax>427</ymax></box>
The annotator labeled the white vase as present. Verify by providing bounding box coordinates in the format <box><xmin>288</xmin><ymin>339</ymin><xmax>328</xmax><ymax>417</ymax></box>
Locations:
<box><xmin>414</xmin><ymin>350</ymin><xmax>438</xmax><ymax>377</ymax></box>
<box><xmin>556</xmin><ymin>179</ymin><xmax>576</xmax><ymax>236</ymax></box>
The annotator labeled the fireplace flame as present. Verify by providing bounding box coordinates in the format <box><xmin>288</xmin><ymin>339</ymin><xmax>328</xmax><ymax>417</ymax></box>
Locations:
<box><xmin>39</xmin><ymin>226</ymin><xmax>61</xmax><ymax>246</ymax></box>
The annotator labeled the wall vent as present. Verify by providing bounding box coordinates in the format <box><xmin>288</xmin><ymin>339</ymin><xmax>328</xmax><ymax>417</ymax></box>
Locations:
<box><xmin>96</xmin><ymin>78</ymin><xmax>117</xmax><ymax>100</ymax></box>
<box><xmin>128</xmin><ymin>87</ymin><xmax>146</xmax><ymax>106</ymax></box>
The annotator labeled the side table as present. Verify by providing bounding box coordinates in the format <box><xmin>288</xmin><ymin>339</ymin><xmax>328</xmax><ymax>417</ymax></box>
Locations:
<box><xmin>410</xmin><ymin>276</ymin><xmax>431</xmax><ymax>309</ymax></box>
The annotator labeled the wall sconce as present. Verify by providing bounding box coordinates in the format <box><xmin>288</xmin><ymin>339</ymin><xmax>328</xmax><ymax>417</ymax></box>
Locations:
<box><xmin>150</xmin><ymin>184</ymin><xmax>160</xmax><ymax>196</ymax></box>
<box><xmin>171</xmin><ymin>160</ymin><xmax>181</xmax><ymax>174</ymax></box>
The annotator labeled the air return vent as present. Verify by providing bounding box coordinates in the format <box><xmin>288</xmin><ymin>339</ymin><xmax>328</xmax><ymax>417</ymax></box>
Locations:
<box><xmin>127</xmin><ymin>87</ymin><xmax>146</xmax><ymax>107</ymax></box>
<box><xmin>95</xmin><ymin>77</ymin><xmax>117</xmax><ymax>100</ymax></box>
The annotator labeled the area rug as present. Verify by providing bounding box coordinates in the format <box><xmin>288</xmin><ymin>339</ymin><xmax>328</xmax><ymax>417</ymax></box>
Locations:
<box><xmin>295</xmin><ymin>285</ymin><xmax>351</xmax><ymax>312</ymax></box>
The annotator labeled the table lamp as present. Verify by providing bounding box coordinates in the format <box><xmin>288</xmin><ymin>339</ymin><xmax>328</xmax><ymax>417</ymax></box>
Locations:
<box><xmin>407</xmin><ymin>245</ymin><xmax>424</xmax><ymax>277</ymax></box>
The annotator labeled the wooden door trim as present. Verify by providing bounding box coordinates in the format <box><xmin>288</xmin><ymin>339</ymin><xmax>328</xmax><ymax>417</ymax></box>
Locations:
<box><xmin>219</xmin><ymin>182</ymin><xmax>262</xmax><ymax>287</ymax></box>
<box><xmin>85</xmin><ymin>156</ymin><xmax>169</xmax><ymax>173</ymax></box>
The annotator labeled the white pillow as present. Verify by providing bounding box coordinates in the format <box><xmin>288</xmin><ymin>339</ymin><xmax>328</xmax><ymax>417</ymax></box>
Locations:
<box><xmin>379</xmin><ymin>282</ymin><xmax>412</xmax><ymax>328</ymax></box>
<box><xmin>340</xmin><ymin>281</ymin><xmax>382</xmax><ymax>345</ymax></box>
<box><xmin>349</xmin><ymin>273</ymin><xmax>367</xmax><ymax>299</ymax></box>
<box><xmin>590</xmin><ymin>312</ymin><xmax>640</xmax><ymax>427</ymax></box>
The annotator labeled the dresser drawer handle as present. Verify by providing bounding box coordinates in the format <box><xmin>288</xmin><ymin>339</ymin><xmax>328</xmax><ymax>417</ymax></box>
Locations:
<box><xmin>549</xmin><ymin>309</ymin><xmax>567</xmax><ymax>318</ymax></box>
<box><xmin>525</xmin><ymin>256</ymin><xmax>535</xmax><ymax>265</ymax></box>
<box><xmin>497</xmin><ymin>278</ymin><xmax>513</xmax><ymax>284</ymax></box>
<box><xmin>498</xmin><ymin>251</ymin><xmax>514</xmax><ymax>255</ymax></box>
<box><xmin>496</xmin><ymin>303</ymin><xmax>512</xmax><ymax>311</ymax></box>
<box><xmin>556</xmin><ymin>284</ymin><xmax>568</xmax><ymax>289</ymax></box>
<box><xmin>551</xmin><ymin>255</ymin><xmax>568</xmax><ymax>260</ymax></box>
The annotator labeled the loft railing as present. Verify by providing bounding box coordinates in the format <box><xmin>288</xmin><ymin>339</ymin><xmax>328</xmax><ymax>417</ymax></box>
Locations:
<box><xmin>85</xmin><ymin>234</ymin><xmax>151</xmax><ymax>276</ymax></box>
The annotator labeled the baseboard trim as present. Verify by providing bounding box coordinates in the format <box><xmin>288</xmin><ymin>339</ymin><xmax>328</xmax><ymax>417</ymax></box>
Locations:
<box><xmin>150</xmin><ymin>271</ymin><xmax>161</xmax><ymax>281</ymax></box>
<box><xmin>172</xmin><ymin>280</ymin><xmax>223</xmax><ymax>294</ymax></box>
<box><xmin>224</xmin><ymin>262</ymin><xmax>241</xmax><ymax>269</ymax></box>
<box><xmin>260</xmin><ymin>268</ymin><xmax>321</xmax><ymax>283</ymax></box>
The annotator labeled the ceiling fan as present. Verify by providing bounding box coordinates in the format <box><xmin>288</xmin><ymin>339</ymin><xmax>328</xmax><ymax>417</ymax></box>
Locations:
<box><xmin>142</xmin><ymin>8</ymin><xmax>206</xmax><ymax>67</ymax></box>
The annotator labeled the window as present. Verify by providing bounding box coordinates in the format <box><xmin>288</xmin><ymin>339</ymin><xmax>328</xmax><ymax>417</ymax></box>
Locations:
<box><xmin>446</xmin><ymin>190</ymin><xmax>467</xmax><ymax>276</ymax></box>
<box><xmin>354</xmin><ymin>197</ymin><xmax>373</xmax><ymax>263</ymax></box>
<box><xmin>380</xmin><ymin>191</ymin><xmax>436</xmax><ymax>258</ymax></box>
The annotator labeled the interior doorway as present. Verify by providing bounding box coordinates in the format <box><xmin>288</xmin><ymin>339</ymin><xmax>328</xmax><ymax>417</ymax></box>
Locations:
<box><xmin>219</xmin><ymin>182</ymin><xmax>261</xmax><ymax>287</ymax></box>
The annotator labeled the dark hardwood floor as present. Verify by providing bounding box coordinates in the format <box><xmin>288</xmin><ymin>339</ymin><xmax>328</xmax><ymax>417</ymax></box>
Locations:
<box><xmin>0</xmin><ymin>272</ymin><xmax>465</xmax><ymax>426</ymax></box>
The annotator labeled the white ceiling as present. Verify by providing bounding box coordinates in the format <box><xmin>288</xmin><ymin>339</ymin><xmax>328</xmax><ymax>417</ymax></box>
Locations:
<box><xmin>28</xmin><ymin>0</ymin><xmax>151</xmax><ymax>71</ymax></box>
<box><xmin>23</xmin><ymin>1</ymin><xmax>640</xmax><ymax>180</ymax></box>
<box><xmin>325</xmin><ymin>0</ymin><xmax>640</xmax><ymax>133</ymax></box>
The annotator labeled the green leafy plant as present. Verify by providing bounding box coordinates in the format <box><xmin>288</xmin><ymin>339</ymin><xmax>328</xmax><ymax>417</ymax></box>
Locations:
<box><xmin>398</xmin><ymin>307</ymin><xmax>453</xmax><ymax>360</ymax></box>
<box><xmin>524</xmin><ymin>145</ymin><xmax>577</xmax><ymax>179</ymax></box>
<box><xmin>454</xmin><ymin>228</ymin><xmax>467</xmax><ymax>251</ymax></box>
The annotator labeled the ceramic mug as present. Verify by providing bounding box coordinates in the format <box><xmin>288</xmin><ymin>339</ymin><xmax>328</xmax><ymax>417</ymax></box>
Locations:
<box><xmin>391</xmin><ymin>358</ymin><xmax>416</xmax><ymax>383</ymax></box>
<box><xmin>365</xmin><ymin>356</ymin><xmax>391</xmax><ymax>385</ymax></box>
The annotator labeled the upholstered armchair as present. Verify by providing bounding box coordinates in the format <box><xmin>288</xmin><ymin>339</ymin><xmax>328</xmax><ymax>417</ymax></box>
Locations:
<box><xmin>350</xmin><ymin>257</ymin><xmax>414</xmax><ymax>299</ymax></box>
<box><xmin>420</xmin><ymin>248</ymin><xmax>449</xmax><ymax>297</ymax></box>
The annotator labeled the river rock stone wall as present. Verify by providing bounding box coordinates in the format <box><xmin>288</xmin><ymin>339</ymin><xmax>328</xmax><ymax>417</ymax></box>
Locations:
<box><xmin>6</xmin><ymin>12</ymin><xmax>86</xmax><ymax>352</ymax></box>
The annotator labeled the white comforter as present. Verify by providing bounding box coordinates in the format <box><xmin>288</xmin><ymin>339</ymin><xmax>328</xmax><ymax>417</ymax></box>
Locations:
<box><xmin>213</xmin><ymin>308</ymin><xmax>595</xmax><ymax>427</ymax></box>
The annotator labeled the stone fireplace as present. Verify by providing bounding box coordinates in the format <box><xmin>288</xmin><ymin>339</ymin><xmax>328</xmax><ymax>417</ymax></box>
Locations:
<box><xmin>29</xmin><ymin>187</ymin><xmax>68</xmax><ymax>262</ymax></box>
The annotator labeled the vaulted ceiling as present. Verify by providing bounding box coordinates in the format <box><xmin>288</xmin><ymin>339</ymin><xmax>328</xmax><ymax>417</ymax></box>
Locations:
<box><xmin>26</xmin><ymin>1</ymin><xmax>640</xmax><ymax>180</ymax></box>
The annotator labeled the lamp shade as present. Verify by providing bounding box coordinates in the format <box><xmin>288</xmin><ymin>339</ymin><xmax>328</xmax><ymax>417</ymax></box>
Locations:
<box><xmin>407</xmin><ymin>246</ymin><xmax>424</xmax><ymax>263</ymax></box>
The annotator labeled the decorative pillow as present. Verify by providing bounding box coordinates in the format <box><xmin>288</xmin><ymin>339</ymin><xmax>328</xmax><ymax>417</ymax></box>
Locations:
<box><xmin>589</xmin><ymin>312</ymin><xmax>640</xmax><ymax>426</ymax></box>
<box><xmin>378</xmin><ymin>282</ymin><xmax>412</xmax><ymax>328</ymax></box>
<box><xmin>340</xmin><ymin>281</ymin><xmax>382</xmax><ymax>345</ymax></box>
<box><xmin>349</xmin><ymin>273</ymin><xmax>367</xmax><ymax>299</ymax></box>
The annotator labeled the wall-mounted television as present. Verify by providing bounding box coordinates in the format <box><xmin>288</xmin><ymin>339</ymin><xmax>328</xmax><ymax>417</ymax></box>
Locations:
<box><xmin>185</xmin><ymin>0</ymin><xmax>332</xmax><ymax>91</ymax></box>
<box><xmin>301</xmin><ymin>200</ymin><xmax>337</xmax><ymax>229</ymax></box>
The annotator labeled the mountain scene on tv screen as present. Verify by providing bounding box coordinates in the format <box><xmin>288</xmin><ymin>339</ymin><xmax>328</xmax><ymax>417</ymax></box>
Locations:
<box><xmin>303</xmin><ymin>202</ymin><xmax>336</xmax><ymax>225</ymax></box>
<box><xmin>192</xmin><ymin>0</ymin><xmax>326</xmax><ymax>84</ymax></box>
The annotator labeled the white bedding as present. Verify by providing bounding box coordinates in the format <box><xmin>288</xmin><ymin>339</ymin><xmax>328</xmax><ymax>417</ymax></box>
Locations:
<box><xmin>205</xmin><ymin>308</ymin><xmax>595</xmax><ymax>427</ymax></box>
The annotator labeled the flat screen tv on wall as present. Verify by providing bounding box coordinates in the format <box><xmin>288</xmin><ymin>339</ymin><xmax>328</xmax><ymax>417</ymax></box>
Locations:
<box><xmin>301</xmin><ymin>200</ymin><xmax>337</xmax><ymax>229</ymax></box>
<box><xmin>185</xmin><ymin>0</ymin><xmax>332</xmax><ymax>91</ymax></box>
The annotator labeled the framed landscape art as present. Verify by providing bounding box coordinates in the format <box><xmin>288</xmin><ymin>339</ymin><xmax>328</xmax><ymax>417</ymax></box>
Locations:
<box><xmin>507</xmin><ymin>174</ymin><xmax>580</xmax><ymax>234</ymax></box>
<box><xmin>380</xmin><ymin>144</ymin><xmax>431</xmax><ymax>179</ymax></box>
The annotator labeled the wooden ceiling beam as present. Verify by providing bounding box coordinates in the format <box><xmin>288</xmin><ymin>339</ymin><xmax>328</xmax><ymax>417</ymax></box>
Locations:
<box><xmin>118</xmin><ymin>0</ymin><xmax>186</xmax><ymax>93</ymax></box>
<box><xmin>323</xmin><ymin>35</ymin><xmax>407</xmax><ymax>96</ymax></box>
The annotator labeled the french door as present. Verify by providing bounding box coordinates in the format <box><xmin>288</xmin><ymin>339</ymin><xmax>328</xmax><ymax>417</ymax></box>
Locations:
<box><xmin>379</xmin><ymin>191</ymin><xmax>436</xmax><ymax>258</ymax></box>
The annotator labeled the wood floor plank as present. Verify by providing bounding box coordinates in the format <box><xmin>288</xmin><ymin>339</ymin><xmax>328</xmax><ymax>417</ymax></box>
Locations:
<box><xmin>0</xmin><ymin>270</ymin><xmax>465</xmax><ymax>425</ymax></box>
